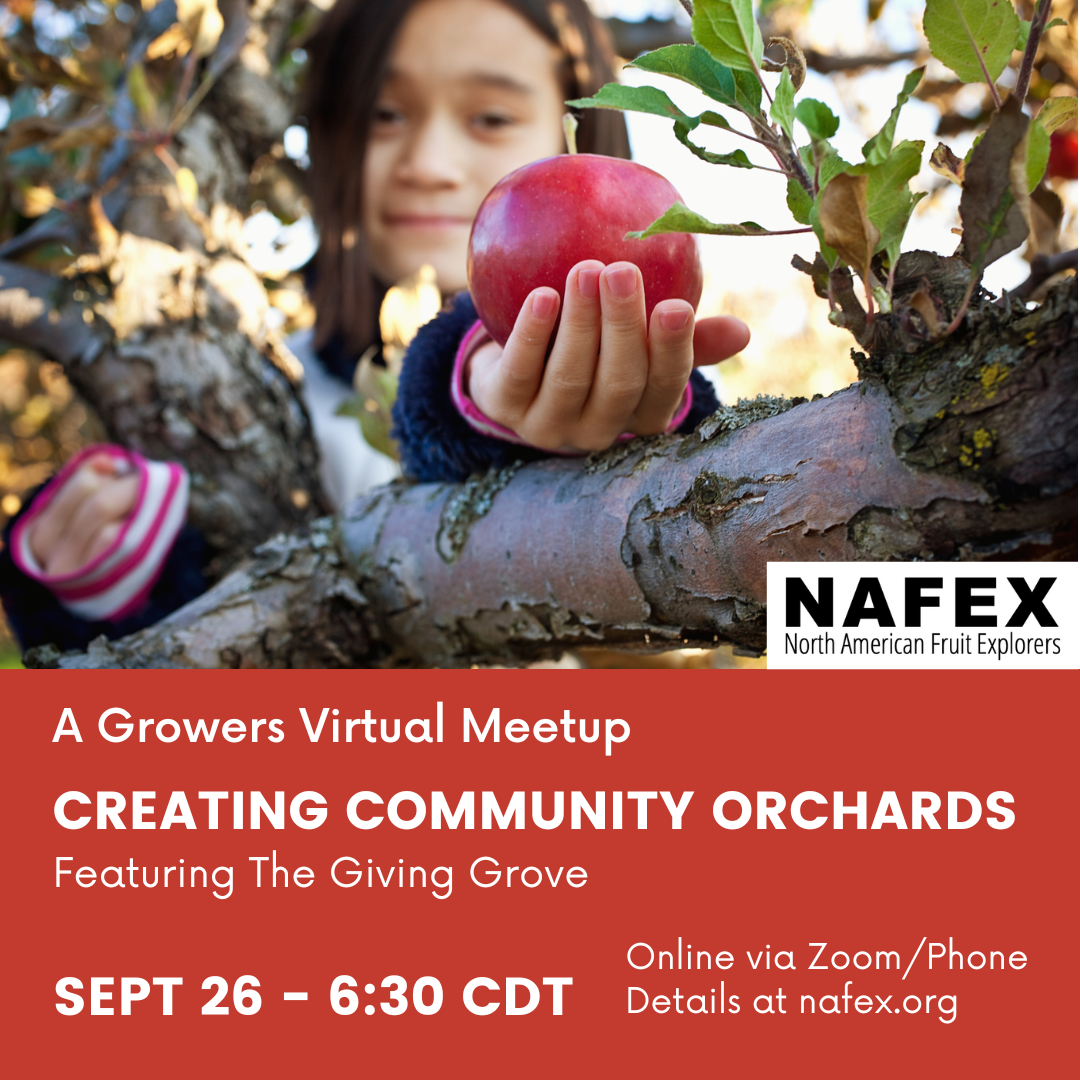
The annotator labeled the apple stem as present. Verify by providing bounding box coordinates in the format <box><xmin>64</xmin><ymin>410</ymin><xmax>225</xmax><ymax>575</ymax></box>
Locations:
<box><xmin>562</xmin><ymin>113</ymin><xmax>579</xmax><ymax>155</ymax></box>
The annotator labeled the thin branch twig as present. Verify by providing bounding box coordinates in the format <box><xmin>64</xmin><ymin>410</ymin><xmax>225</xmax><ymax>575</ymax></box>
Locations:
<box><xmin>945</xmin><ymin>275</ymin><xmax>980</xmax><ymax>336</ymax></box>
<box><xmin>1003</xmin><ymin>249</ymin><xmax>1078</xmax><ymax>304</ymax></box>
<box><xmin>804</xmin><ymin>47</ymin><xmax>921</xmax><ymax>73</ymax></box>
<box><xmin>171</xmin><ymin>48</ymin><xmax>200</xmax><ymax>127</ymax></box>
<box><xmin>1015</xmin><ymin>0</ymin><xmax>1052</xmax><ymax>105</ymax></box>
<box><xmin>752</xmin><ymin>59</ymin><xmax>774</xmax><ymax>106</ymax></box>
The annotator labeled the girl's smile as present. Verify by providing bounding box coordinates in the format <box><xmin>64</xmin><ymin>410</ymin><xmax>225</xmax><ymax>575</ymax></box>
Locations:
<box><xmin>381</xmin><ymin>214</ymin><xmax>474</xmax><ymax>229</ymax></box>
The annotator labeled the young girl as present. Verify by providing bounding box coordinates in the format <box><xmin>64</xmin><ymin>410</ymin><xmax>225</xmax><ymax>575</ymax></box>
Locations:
<box><xmin>0</xmin><ymin>0</ymin><xmax>750</xmax><ymax>652</ymax></box>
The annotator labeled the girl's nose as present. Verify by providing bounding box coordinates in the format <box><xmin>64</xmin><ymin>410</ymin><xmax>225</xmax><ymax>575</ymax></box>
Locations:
<box><xmin>394</xmin><ymin>114</ymin><xmax>468</xmax><ymax>189</ymax></box>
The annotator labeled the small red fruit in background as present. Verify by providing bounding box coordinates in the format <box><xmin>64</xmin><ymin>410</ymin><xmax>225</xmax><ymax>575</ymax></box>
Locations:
<box><xmin>467</xmin><ymin>154</ymin><xmax>703</xmax><ymax>347</ymax></box>
<box><xmin>1047</xmin><ymin>128</ymin><xmax>1078</xmax><ymax>180</ymax></box>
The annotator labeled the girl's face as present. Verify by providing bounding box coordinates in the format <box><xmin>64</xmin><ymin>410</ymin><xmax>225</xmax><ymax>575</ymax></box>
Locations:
<box><xmin>363</xmin><ymin>0</ymin><xmax>567</xmax><ymax>294</ymax></box>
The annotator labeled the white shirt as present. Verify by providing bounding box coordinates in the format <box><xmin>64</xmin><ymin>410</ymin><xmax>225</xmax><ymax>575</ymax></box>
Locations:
<box><xmin>289</xmin><ymin>328</ymin><xmax>401</xmax><ymax>510</ymax></box>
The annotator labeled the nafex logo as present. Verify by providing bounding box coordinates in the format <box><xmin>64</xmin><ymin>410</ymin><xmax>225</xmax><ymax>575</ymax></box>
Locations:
<box><xmin>785</xmin><ymin>575</ymin><xmax>1057</xmax><ymax>629</ymax></box>
<box><xmin>766</xmin><ymin>563</ymin><xmax>1079</xmax><ymax>670</ymax></box>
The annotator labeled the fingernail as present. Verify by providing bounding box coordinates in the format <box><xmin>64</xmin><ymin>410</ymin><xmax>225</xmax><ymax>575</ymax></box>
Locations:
<box><xmin>659</xmin><ymin>307</ymin><xmax>690</xmax><ymax>333</ymax></box>
<box><xmin>531</xmin><ymin>290</ymin><xmax>558</xmax><ymax>319</ymax></box>
<box><xmin>605</xmin><ymin>266</ymin><xmax>638</xmax><ymax>299</ymax></box>
<box><xmin>577</xmin><ymin>267</ymin><xmax>601</xmax><ymax>300</ymax></box>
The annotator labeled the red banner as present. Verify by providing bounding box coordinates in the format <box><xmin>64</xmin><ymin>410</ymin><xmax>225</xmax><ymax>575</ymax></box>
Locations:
<box><xmin>3</xmin><ymin>670</ymin><xmax>1075</xmax><ymax>1076</ymax></box>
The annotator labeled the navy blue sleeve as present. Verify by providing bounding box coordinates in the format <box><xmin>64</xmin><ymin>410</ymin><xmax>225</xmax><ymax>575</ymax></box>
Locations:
<box><xmin>0</xmin><ymin>497</ymin><xmax>211</xmax><ymax>653</ymax></box>
<box><xmin>391</xmin><ymin>292</ymin><xmax>720</xmax><ymax>484</ymax></box>
<box><xmin>392</xmin><ymin>293</ymin><xmax>548</xmax><ymax>483</ymax></box>
<box><xmin>684</xmin><ymin>367</ymin><xmax>720</xmax><ymax>429</ymax></box>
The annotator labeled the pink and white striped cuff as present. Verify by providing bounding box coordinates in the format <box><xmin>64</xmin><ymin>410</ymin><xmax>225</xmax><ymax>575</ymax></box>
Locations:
<box><xmin>451</xmin><ymin>319</ymin><xmax>693</xmax><ymax>448</ymax></box>
<box><xmin>10</xmin><ymin>444</ymin><xmax>190</xmax><ymax>623</ymax></box>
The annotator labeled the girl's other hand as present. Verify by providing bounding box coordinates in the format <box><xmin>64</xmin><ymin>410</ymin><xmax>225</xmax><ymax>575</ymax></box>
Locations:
<box><xmin>467</xmin><ymin>260</ymin><xmax>749</xmax><ymax>453</ymax></box>
<box><xmin>28</xmin><ymin>452</ymin><xmax>140</xmax><ymax>576</ymax></box>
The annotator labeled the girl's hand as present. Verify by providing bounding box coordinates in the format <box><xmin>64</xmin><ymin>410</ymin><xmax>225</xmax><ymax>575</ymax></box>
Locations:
<box><xmin>28</xmin><ymin>452</ymin><xmax>140</xmax><ymax>576</ymax></box>
<box><xmin>467</xmin><ymin>260</ymin><xmax>750</xmax><ymax>453</ymax></box>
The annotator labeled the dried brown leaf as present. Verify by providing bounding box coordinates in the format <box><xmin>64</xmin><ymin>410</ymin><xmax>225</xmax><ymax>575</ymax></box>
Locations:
<box><xmin>765</xmin><ymin>36</ymin><xmax>807</xmax><ymax>92</ymax></box>
<box><xmin>958</xmin><ymin>97</ymin><xmax>1032</xmax><ymax>276</ymax></box>
<box><xmin>146</xmin><ymin>23</ymin><xmax>193</xmax><ymax>61</ymax></box>
<box><xmin>48</xmin><ymin>110</ymin><xmax>116</xmax><ymax>152</ymax></box>
<box><xmin>176</xmin><ymin>0</ymin><xmax>224</xmax><ymax>58</ymax></box>
<box><xmin>3</xmin><ymin>117</ymin><xmax>59</xmax><ymax>154</ymax></box>
<box><xmin>88</xmin><ymin>194</ymin><xmax>119</xmax><ymax>264</ymax></box>
<box><xmin>1028</xmin><ymin>184</ymin><xmax>1064</xmax><ymax>257</ymax></box>
<box><xmin>3</xmin><ymin>109</ymin><xmax>114</xmax><ymax>154</ymax></box>
<box><xmin>819</xmin><ymin>172</ymin><xmax>880</xmax><ymax>278</ymax></box>
<box><xmin>929</xmin><ymin>142</ymin><xmax>965</xmax><ymax>185</ymax></box>
<box><xmin>17</xmin><ymin>186</ymin><xmax>58</xmax><ymax>218</ymax></box>
<box><xmin>906</xmin><ymin>288</ymin><xmax>946</xmax><ymax>337</ymax></box>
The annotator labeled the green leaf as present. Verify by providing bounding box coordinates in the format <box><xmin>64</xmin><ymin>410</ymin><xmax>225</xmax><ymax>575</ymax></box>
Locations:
<box><xmin>1014</xmin><ymin>16</ymin><xmax>1065</xmax><ymax>51</ymax></box>
<box><xmin>692</xmin><ymin>0</ymin><xmax>765</xmax><ymax>76</ymax></box>
<box><xmin>699</xmin><ymin>110</ymin><xmax>734</xmax><ymax>131</ymax></box>
<box><xmin>804</xmin><ymin>146</ymin><xmax>853</xmax><ymax>189</ymax></box>
<box><xmin>567</xmin><ymin>83</ymin><xmax>689</xmax><ymax>122</ymax></box>
<box><xmin>1035</xmin><ymin>97</ymin><xmax>1078</xmax><ymax>135</ymax></box>
<box><xmin>126</xmin><ymin>62</ymin><xmax>158</xmax><ymax>128</ymax></box>
<box><xmin>570</xmin><ymin>83</ymin><xmax>756</xmax><ymax>170</ymax></box>
<box><xmin>725</xmin><ymin>69</ymin><xmax>762</xmax><ymax>116</ymax></box>
<box><xmin>795</xmin><ymin>98</ymin><xmax>839</xmax><ymax>140</ymax></box>
<box><xmin>861</xmin><ymin>67</ymin><xmax>924</xmax><ymax>166</ymax></box>
<box><xmin>787</xmin><ymin>176</ymin><xmax>813</xmax><ymax>224</ymax></box>
<box><xmin>770</xmin><ymin>68</ymin><xmax>796</xmax><ymax>145</ymax></box>
<box><xmin>630</xmin><ymin>44</ymin><xmax>763</xmax><ymax>115</ymax></box>
<box><xmin>336</xmin><ymin>364</ymin><xmax>401</xmax><ymax>460</ymax></box>
<box><xmin>1025</xmin><ymin>120</ymin><xmax>1050</xmax><ymax>192</ymax></box>
<box><xmin>849</xmin><ymin>140</ymin><xmax>926</xmax><ymax>264</ymax></box>
<box><xmin>627</xmin><ymin>202</ymin><xmax>778</xmax><ymax>239</ymax></box>
<box><xmin>674</xmin><ymin>119</ymin><xmax>755</xmax><ymax>168</ymax></box>
<box><xmin>799</xmin><ymin>145</ymin><xmax>852</xmax><ymax>245</ymax></box>
<box><xmin>865</xmin><ymin>141</ymin><xmax>925</xmax><ymax>264</ymax></box>
<box><xmin>628</xmin><ymin>44</ymin><xmax>736</xmax><ymax>105</ymax></box>
<box><xmin>1022</xmin><ymin>16</ymin><xmax>1067</xmax><ymax>48</ymax></box>
<box><xmin>730</xmin><ymin>69</ymin><xmax>763</xmax><ymax>115</ymax></box>
<box><xmin>923</xmin><ymin>0</ymin><xmax>1020</xmax><ymax>86</ymax></box>
<box><xmin>964</xmin><ymin>130</ymin><xmax>984</xmax><ymax>167</ymax></box>
<box><xmin>819</xmin><ymin>243</ymin><xmax>840</xmax><ymax>270</ymax></box>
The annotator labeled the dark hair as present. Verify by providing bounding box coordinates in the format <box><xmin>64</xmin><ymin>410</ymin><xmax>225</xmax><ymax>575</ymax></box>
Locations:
<box><xmin>303</xmin><ymin>0</ymin><xmax>631</xmax><ymax>357</ymax></box>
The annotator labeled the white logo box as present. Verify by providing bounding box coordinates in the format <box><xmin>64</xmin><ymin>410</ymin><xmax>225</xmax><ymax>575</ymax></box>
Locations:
<box><xmin>766</xmin><ymin>562</ymin><xmax>1079</xmax><ymax>669</ymax></box>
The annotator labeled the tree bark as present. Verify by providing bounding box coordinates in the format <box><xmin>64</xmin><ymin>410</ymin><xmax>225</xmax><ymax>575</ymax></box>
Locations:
<box><xmin>30</xmin><ymin>277</ymin><xmax>1076</xmax><ymax>669</ymax></box>
<box><xmin>0</xmin><ymin>0</ymin><xmax>325</xmax><ymax>568</ymax></box>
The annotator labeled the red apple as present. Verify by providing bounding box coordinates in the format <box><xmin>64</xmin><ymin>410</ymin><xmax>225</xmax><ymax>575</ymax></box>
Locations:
<box><xmin>467</xmin><ymin>154</ymin><xmax>703</xmax><ymax>347</ymax></box>
<box><xmin>1047</xmin><ymin>129</ymin><xmax>1078</xmax><ymax>180</ymax></box>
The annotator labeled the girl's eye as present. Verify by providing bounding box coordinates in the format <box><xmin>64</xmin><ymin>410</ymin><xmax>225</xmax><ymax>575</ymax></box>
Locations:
<box><xmin>471</xmin><ymin>111</ymin><xmax>516</xmax><ymax>133</ymax></box>
<box><xmin>373</xmin><ymin>103</ymin><xmax>405</xmax><ymax>128</ymax></box>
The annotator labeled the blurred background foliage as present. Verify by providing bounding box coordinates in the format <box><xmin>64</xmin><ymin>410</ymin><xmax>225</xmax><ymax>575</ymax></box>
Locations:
<box><xmin>0</xmin><ymin>0</ymin><xmax>1075</xmax><ymax>668</ymax></box>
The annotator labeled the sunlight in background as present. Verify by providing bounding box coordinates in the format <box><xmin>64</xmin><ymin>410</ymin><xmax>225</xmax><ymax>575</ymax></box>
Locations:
<box><xmin>234</xmin><ymin>0</ymin><xmax>1077</xmax><ymax>407</ymax></box>
<box><xmin>242</xmin><ymin>208</ymin><xmax>318</xmax><ymax>284</ymax></box>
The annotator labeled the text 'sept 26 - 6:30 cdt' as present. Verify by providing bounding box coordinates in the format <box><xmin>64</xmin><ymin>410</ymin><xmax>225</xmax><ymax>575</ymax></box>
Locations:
<box><xmin>55</xmin><ymin>975</ymin><xmax>574</xmax><ymax>1017</ymax></box>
